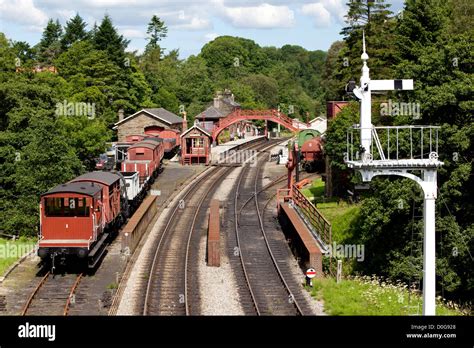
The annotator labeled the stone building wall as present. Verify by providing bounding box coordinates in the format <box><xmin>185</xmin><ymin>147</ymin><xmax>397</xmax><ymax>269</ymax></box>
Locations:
<box><xmin>117</xmin><ymin>112</ymin><xmax>181</xmax><ymax>142</ymax></box>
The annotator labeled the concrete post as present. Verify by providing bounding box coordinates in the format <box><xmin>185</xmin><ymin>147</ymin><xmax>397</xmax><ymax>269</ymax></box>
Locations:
<box><xmin>423</xmin><ymin>197</ymin><xmax>436</xmax><ymax>315</ymax></box>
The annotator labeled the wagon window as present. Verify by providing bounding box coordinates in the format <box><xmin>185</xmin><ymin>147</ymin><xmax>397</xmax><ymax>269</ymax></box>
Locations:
<box><xmin>45</xmin><ymin>197</ymin><xmax>90</xmax><ymax>217</ymax></box>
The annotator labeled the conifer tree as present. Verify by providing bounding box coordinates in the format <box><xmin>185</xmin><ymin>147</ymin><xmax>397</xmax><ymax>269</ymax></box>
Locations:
<box><xmin>37</xmin><ymin>19</ymin><xmax>63</xmax><ymax>64</ymax></box>
<box><xmin>61</xmin><ymin>13</ymin><xmax>89</xmax><ymax>49</ymax></box>
<box><xmin>93</xmin><ymin>15</ymin><xmax>129</xmax><ymax>66</ymax></box>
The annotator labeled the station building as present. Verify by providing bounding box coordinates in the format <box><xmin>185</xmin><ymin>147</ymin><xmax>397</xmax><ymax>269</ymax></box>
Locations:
<box><xmin>114</xmin><ymin>108</ymin><xmax>184</xmax><ymax>143</ymax></box>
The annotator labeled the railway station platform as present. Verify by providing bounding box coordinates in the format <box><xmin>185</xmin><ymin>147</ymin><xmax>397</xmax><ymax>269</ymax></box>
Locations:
<box><xmin>278</xmin><ymin>202</ymin><xmax>324</xmax><ymax>277</ymax></box>
<box><xmin>210</xmin><ymin>135</ymin><xmax>264</xmax><ymax>163</ymax></box>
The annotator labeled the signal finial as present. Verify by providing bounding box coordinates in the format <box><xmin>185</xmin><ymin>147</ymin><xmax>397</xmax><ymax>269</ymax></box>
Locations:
<box><xmin>361</xmin><ymin>30</ymin><xmax>369</xmax><ymax>61</ymax></box>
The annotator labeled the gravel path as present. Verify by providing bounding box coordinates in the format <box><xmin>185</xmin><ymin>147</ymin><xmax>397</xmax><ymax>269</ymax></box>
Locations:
<box><xmin>197</xmin><ymin>167</ymin><xmax>245</xmax><ymax>315</ymax></box>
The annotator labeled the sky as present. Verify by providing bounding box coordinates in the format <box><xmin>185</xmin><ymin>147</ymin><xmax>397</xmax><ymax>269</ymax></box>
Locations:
<box><xmin>0</xmin><ymin>0</ymin><xmax>405</xmax><ymax>59</ymax></box>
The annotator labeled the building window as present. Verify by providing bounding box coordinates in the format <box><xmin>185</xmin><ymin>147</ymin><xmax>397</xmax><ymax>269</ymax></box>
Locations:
<box><xmin>192</xmin><ymin>138</ymin><xmax>204</xmax><ymax>148</ymax></box>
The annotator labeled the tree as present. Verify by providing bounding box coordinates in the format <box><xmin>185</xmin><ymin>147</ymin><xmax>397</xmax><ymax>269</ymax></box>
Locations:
<box><xmin>0</xmin><ymin>33</ymin><xmax>16</xmax><ymax>73</ymax></box>
<box><xmin>321</xmin><ymin>41</ymin><xmax>346</xmax><ymax>101</ymax></box>
<box><xmin>240</xmin><ymin>74</ymin><xmax>279</xmax><ymax>108</ymax></box>
<box><xmin>322</xmin><ymin>0</ymin><xmax>474</xmax><ymax>303</ymax></box>
<box><xmin>145</xmin><ymin>15</ymin><xmax>168</xmax><ymax>54</ymax></box>
<box><xmin>0</xmin><ymin>74</ymin><xmax>83</xmax><ymax>236</ymax></box>
<box><xmin>177</xmin><ymin>55</ymin><xmax>213</xmax><ymax>104</ymax></box>
<box><xmin>93</xmin><ymin>15</ymin><xmax>129</xmax><ymax>66</ymax></box>
<box><xmin>61</xmin><ymin>13</ymin><xmax>89</xmax><ymax>49</ymax></box>
<box><xmin>37</xmin><ymin>19</ymin><xmax>63</xmax><ymax>64</ymax></box>
<box><xmin>11</xmin><ymin>41</ymin><xmax>35</xmax><ymax>66</ymax></box>
<box><xmin>338</xmin><ymin>0</ymin><xmax>396</xmax><ymax>90</ymax></box>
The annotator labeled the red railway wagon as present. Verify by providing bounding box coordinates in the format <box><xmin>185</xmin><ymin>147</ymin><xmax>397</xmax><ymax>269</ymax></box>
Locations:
<box><xmin>121</xmin><ymin>140</ymin><xmax>163</xmax><ymax>182</ymax></box>
<box><xmin>38</xmin><ymin>182</ymin><xmax>105</xmax><ymax>267</ymax></box>
<box><xmin>301</xmin><ymin>137</ymin><xmax>324</xmax><ymax>172</ymax></box>
<box><xmin>125</xmin><ymin>134</ymin><xmax>146</xmax><ymax>142</ymax></box>
<box><xmin>38</xmin><ymin>171</ymin><xmax>125</xmax><ymax>267</ymax></box>
<box><xmin>140</xmin><ymin>137</ymin><xmax>165</xmax><ymax>161</ymax></box>
<box><xmin>71</xmin><ymin>171</ymin><xmax>123</xmax><ymax>225</ymax></box>
<box><xmin>301</xmin><ymin>137</ymin><xmax>322</xmax><ymax>161</ymax></box>
<box><xmin>151</xmin><ymin>129</ymin><xmax>180</xmax><ymax>154</ymax></box>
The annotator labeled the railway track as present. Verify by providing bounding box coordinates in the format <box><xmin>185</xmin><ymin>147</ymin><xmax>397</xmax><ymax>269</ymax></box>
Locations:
<box><xmin>21</xmin><ymin>272</ymin><xmax>83</xmax><ymax>316</ymax></box>
<box><xmin>232</xmin><ymin>142</ymin><xmax>309</xmax><ymax>315</ymax></box>
<box><xmin>142</xmin><ymin>166</ymin><xmax>224</xmax><ymax>315</ymax></box>
<box><xmin>142</xmin><ymin>139</ymin><xmax>274</xmax><ymax>315</ymax></box>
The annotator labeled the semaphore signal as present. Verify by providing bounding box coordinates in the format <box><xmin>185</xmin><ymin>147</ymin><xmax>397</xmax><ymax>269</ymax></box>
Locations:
<box><xmin>345</xmin><ymin>31</ymin><xmax>444</xmax><ymax>316</ymax></box>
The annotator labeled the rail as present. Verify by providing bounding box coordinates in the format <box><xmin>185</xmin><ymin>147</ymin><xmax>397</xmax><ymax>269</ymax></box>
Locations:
<box><xmin>253</xmin><ymin>162</ymin><xmax>303</xmax><ymax>315</ymax></box>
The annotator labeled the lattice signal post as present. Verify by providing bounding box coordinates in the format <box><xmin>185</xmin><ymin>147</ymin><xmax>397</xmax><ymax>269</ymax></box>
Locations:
<box><xmin>345</xmin><ymin>33</ymin><xmax>443</xmax><ymax>316</ymax></box>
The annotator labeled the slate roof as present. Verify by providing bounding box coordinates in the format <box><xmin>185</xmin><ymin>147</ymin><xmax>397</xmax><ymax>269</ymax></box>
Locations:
<box><xmin>72</xmin><ymin>171</ymin><xmax>122</xmax><ymax>185</ymax></box>
<box><xmin>114</xmin><ymin>108</ymin><xmax>183</xmax><ymax>127</ymax></box>
<box><xmin>43</xmin><ymin>182</ymin><xmax>102</xmax><ymax>197</ymax></box>
<box><xmin>180</xmin><ymin>124</ymin><xmax>212</xmax><ymax>138</ymax></box>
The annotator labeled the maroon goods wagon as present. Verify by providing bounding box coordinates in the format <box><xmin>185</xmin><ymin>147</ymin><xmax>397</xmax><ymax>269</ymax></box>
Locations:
<box><xmin>38</xmin><ymin>182</ymin><xmax>106</xmax><ymax>268</ymax></box>
<box><xmin>38</xmin><ymin>172</ymin><xmax>125</xmax><ymax>268</ymax></box>
<box><xmin>71</xmin><ymin>172</ymin><xmax>124</xmax><ymax>226</ymax></box>
<box><xmin>301</xmin><ymin>137</ymin><xmax>324</xmax><ymax>172</ymax></box>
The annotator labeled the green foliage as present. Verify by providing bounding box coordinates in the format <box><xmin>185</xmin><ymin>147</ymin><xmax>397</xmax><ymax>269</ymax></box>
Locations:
<box><xmin>61</xmin><ymin>13</ymin><xmax>90</xmax><ymax>50</ymax></box>
<box><xmin>93</xmin><ymin>15</ymin><xmax>130</xmax><ymax>66</ymax></box>
<box><xmin>322</xmin><ymin>0</ymin><xmax>473</xmax><ymax>304</ymax></box>
<box><xmin>0</xmin><ymin>74</ymin><xmax>84</xmax><ymax>235</ymax></box>
<box><xmin>310</xmin><ymin>277</ymin><xmax>463</xmax><ymax>315</ymax></box>
<box><xmin>145</xmin><ymin>15</ymin><xmax>168</xmax><ymax>54</ymax></box>
<box><xmin>36</xmin><ymin>19</ymin><xmax>63</xmax><ymax>64</ymax></box>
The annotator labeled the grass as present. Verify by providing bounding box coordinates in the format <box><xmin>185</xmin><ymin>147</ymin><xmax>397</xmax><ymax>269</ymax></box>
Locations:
<box><xmin>300</xmin><ymin>178</ymin><xmax>360</xmax><ymax>243</ymax></box>
<box><xmin>316</xmin><ymin>201</ymin><xmax>360</xmax><ymax>242</ymax></box>
<box><xmin>0</xmin><ymin>237</ymin><xmax>37</xmax><ymax>276</ymax></box>
<box><xmin>300</xmin><ymin>177</ymin><xmax>325</xmax><ymax>199</ymax></box>
<box><xmin>107</xmin><ymin>282</ymin><xmax>118</xmax><ymax>290</ymax></box>
<box><xmin>310</xmin><ymin>276</ymin><xmax>465</xmax><ymax>316</ymax></box>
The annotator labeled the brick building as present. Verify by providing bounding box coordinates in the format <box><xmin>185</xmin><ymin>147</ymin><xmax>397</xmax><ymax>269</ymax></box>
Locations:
<box><xmin>195</xmin><ymin>89</ymin><xmax>241</xmax><ymax>134</ymax></box>
<box><xmin>114</xmin><ymin>108</ymin><xmax>184</xmax><ymax>142</ymax></box>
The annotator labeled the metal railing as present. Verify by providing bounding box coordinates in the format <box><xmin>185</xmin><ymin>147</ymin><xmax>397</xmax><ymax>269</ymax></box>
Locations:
<box><xmin>292</xmin><ymin>186</ymin><xmax>332</xmax><ymax>248</ymax></box>
<box><xmin>346</xmin><ymin>125</ymin><xmax>441</xmax><ymax>162</ymax></box>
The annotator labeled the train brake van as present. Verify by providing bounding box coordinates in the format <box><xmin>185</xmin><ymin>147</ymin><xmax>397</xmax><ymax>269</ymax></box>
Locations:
<box><xmin>39</xmin><ymin>171</ymin><xmax>124</xmax><ymax>268</ymax></box>
<box><xmin>39</xmin><ymin>182</ymin><xmax>106</xmax><ymax>268</ymax></box>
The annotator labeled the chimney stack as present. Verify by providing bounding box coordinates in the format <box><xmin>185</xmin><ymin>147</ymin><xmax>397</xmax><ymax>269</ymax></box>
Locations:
<box><xmin>213</xmin><ymin>97</ymin><xmax>220</xmax><ymax>109</ymax></box>
<box><xmin>118</xmin><ymin>109</ymin><xmax>124</xmax><ymax>122</ymax></box>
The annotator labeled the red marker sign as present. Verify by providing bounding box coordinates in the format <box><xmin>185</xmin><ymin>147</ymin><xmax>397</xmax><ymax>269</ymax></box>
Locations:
<box><xmin>306</xmin><ymin>268</ymin><xmax>316</xmax><ymax>279</ymax></box>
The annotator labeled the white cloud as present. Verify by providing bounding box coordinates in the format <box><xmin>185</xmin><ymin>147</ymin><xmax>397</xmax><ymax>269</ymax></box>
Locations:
<box><xmin>55</xmin><ymin>9</ymin><xmax>76</xmax><ymax>21</ymax></box>
<box><xmin>81</xmin><ymin>0</ymin><xmax>154</xmax><ymax>8</ymax></box>
<box><xmin>219</xmin><ymin>2</ymin><xmax>294</xmax><ymax>29</ymax></box>
<box><xmin>0</xmin><ymin>0</ymin><xmax>48</xmax><ymax>26</ymax></box>
<box><xmin>301</xmin><ymin>3</ymin><xmax>331</xmax><ymax>27</ymax></box>
<box><xmin>320</xmin><ymin>0</ymin><xmax>347</xmax><ymax>24</ymax></box>
<box><xmin>301</xmin><ymin>0</ymin><xmax>347</xmax><ymax>27</ymax></box>
<box><xmin>127</xmin><ymin>45</ymin><xmax>144</xmax><ymax>55</ymax></box>
<box><xmin>171</xmin><ymin>15</ymin><xmax>211</xmax><ymax>30</ymax></box>
<box><xmin>204</xmin><ymin>32</ymin><xmax>218</xmax><ymax>41</ymax></box>
<box><xmin>119</xmin><ymin>28</ymin><xmax>146</xmax><ymax>39</ymax></box>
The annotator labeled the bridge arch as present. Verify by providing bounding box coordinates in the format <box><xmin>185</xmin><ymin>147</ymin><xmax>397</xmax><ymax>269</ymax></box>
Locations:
<box><xmin>211</xmin><ymin>109</ymin><xmax>306</xmax><ymax>143</ymax></box>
